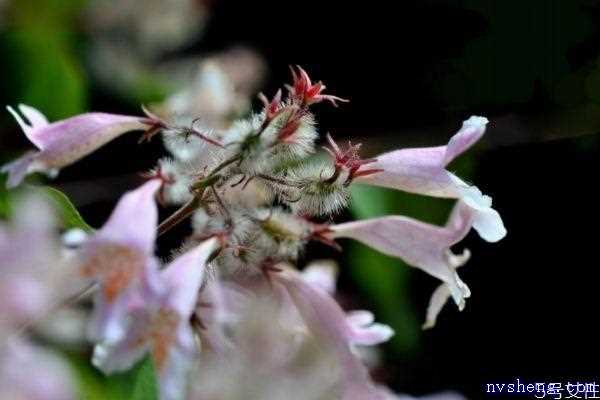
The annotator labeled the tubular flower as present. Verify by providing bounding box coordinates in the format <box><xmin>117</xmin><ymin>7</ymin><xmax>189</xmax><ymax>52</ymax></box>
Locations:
<box><xmin>1</xmin><ymin>104</ymin><xmax>161</xmax><ymax>188</ymax></box>
<box><xmin>325</xmin><ymin>200</ymin><xmax>477</xmax><ymax>310</ymax></box>
<box><xmin>92</xmin><ymin>238</ymin><xmax>221</xmax><ymax>400</ymax></box>
<box><xmin>78</xmin><ymin>179</ymin><xmax>162</xmax><ymax>343</ymax></box>
<box><xmin>355</xmin><ymin>116</ymin><xmax>506</xmax><ymax>242</ymax></box>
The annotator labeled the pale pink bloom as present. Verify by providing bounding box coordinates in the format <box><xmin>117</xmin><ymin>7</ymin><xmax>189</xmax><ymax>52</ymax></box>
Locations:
<box><xmin>0</xmin><ymin>195</ymin><xmax>77</xmax><ymax>338</ymax></box>
<box><xmin>2</xmin><ymin>104</ymin><xmax>159</xmax><ymax>188</ymax></box>
<box><xmin>299</xmin><ymin>262</ymin><xmax>394</xmax><ymax>346</ymax></box>
<box><xmin>300</xmin><ymin>260</ymin><xmax>338</xmax><ymax>294</ymax></box>
<box><xmin>0</xmin><ymin>338</ymin><xmax>76</xmax><ymax>400</ymax></box>
<box><xmin>79</xmin><ymin>179</ymin><xmax>162</xmax><ymax>343</ymax></box>
<box><xmin>187</xmin><ymin>276</ymin><xmax>379</xmax><ymax>400</ymax></box>
<box><xmin>326</xmin><ymin>200</ymin><xmax>476</xmax><ymax>310</ymax></box>
<box><xmin>93</xmin><ymin>238</ymin><xmax>221</xmax><ymax>400</ymax></box>
<box><xmin>356</xmin><ymin>116</ymin><xmax>506</xmax><ymax>242</ymax></box>
<box><xmin>277</xmin><ymin>271</ymin><xmax>388</xmax><ymax>400</ymax></box>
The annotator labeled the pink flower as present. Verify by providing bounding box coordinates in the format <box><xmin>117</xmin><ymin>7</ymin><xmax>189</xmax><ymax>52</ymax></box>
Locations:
<box><xmin>185</xmin><ymin>265</ymin><xmax>389</xmax><ymax>400</ymax></box>
<box><xmin>92</xmin><ymin>238</ymin><xmax>221</xmax><ymax>400</ymax></box>
<box><xmin>277</xmin><ymin>270</ymin><xmax>389</xmax><ymax>400</ymax></box>
<box><xmin>0</xmin><ymin>338</ymin><xmax>76</xmax><ymax>400</ymax></box>
<box><xmin>299</xmin><ymin>262</ymin><xmax>394</xmax><ymax>346</ymax></box>
<box><xmin>325</xmin><ymin>200</ymin><xmax>477</xmax><ymax>311</ymax></box>
<box><xmin>2</xmin><ymin>104</ymin><xmax>160</xmax><ymax>188</ymax></box>
<box><xmin>355</xmin><ymin>116</ymin><xmax>506</xmax><ymax>242</ymax></box>
<box><xmin>0</xmin><ymin>195</ymin><xmax>77</xmax><ymax>338</ymax></box>
<box><xmin>78</xmin><ymin>179</ymin><xmax>162</xmax><ymax>343</ymax></box>
<box><xmin>288</xmin><ymin>66</ymin><xmax>349</xmax><ymax>107</ymax></box>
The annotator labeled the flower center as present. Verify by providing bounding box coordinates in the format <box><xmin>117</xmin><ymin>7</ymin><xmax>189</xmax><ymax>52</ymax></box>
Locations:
<box><xmin>150</xmin><ymin>308</ymin><xmax>180</xmax><ymax>371</ymax></box>
<box><xmin>80</xmin><ymin>243</ymin><xmax>145</xmax><ymax>302</ymax></box>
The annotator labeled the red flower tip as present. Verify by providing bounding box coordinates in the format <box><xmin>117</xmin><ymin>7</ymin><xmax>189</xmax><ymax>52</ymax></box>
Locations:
<box><xmin>258</xmin><ymin>89</ymin><xmax>283</xmax><ymax>121</ymax></box>
<box><xmin>323</xmin><ymin>133</ymin><xmax>382</xmax><ymax>183</ymax></box>
<box><xmin>288</xmin><ymin>66</ymin><xmax>349</xmax><ymax>107</ymax></box>
<box><xmin>309</xmin><ymin>223</ymin><xmax>342</xmax><ymax>252</ymax></box>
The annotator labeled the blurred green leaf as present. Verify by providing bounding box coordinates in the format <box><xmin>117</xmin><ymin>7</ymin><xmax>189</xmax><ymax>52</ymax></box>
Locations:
<box><xmin>40</xmin><ymin>186</ymin><xmax>93</xmax><ymax>232</ymax></box>
<box><xmin>131</xmin><ymin>357</ymin><xmax>159</xmax><ymax>400</ymax></box>
<box><xmin>66</xmin><ymin>353</ymin><xmax>157</xmax><ymax>400</ymax></box>
<box><xmin>0</xmin><ymin>175</ymin><xmax>11</xmax><ymax>219</ymax></box>
<box><xmin>0</xmin><ymin>0</ymin><xmax>87</xmax><ymax>118</ymax></box>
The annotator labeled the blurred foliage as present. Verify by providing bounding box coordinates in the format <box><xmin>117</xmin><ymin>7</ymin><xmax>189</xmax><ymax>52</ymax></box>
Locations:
<box><xmin>347</xmin><ymin>156</ymin><xmax>474</xmax><ymax>355</ymax></box>
<box><xmin>41</xmin><ymin>186</ymin><xmax>94</xmax><ymax>231</ymax></box>
<box><xmin>438</xmin><ymin>0</ymin><xmax>594</xmax><ymax>109</ymax></box>
<box><xmin>68</xmin><ymin>353</ymin><xmax>158</xmax><ymax>400</ymax></box>
<box><xmin>0</xmin><ymin>0</ymin><xmax>88</xmax><ymax>119</ymax></box>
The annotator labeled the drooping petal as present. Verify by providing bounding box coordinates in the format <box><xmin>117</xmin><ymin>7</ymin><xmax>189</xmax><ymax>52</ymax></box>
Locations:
<box><xmin>452</xmin><ymin>174</ymin><xmax>506</xmax><ymax>242</ymax></box>
<box><xmin>422</xmin><ymin>283</ymin><xmax>452</xmax><ymax>330</ymax></box>
<box><xmin>277</xmin><ymin>272</ymin><xmax>385</xmax><ymax>400</ymax></box>
<box><xmin>328</xmin><ymin>200</ymin><xmax>475</xmax><ymax>307</ymax></box>
<box><xmin>2</xmin><ymin>105</ymin><xmax>157</xmax><ymax>188</ymax></box>
<box><xmin>346</xmin><ymin>310</ymin><xmax>395</xmax><ymax>346</ymax></box>
<box><xmin>356</xmin><ymin>116</ymin><xmax>506</xmax><ymax>242</ymax></box>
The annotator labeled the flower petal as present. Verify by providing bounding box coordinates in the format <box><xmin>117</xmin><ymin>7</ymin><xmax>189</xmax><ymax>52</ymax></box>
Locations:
<box><xmin>1</xmin><ymin>338</ymin><xmax>76</xmax><ymax>400</ymax></box>
<box><xmin>6</xmin><ymin>104</ymin><xmax>49</xmax><ymax>149</ymax></box>
<box><xmin>91</xmin><ymin>309</ymin><xmax>152</xmax><ymax>373</ymax></box>
<box><xmin>329</xmin><ymin>201</ymin><xmax>474</xmax><ymax>306</ymax></box>
<box><xmin>301</xmin><ymin>260</ymin><xmax>338</xmax><ymax>294</ymax></box>
<box><xmin>355</xmin><ymin>116</ymin><xmax>506</xmax><ymax>242</ymax></box>
<box><xmin>422</xmin><ymin>283</ymin><xmax>452</xmax><ymax>330</ymax></box>
<box><xmin>3</xmin><ymin>105</ymin><xmax>153</xmax><ymax>187</ymax></box>
<box><xmin>443</xmin><ymin>116</ymin><xmax>488</xmax><ymax>166</ymax></box>
<box><xmin>162</xmin><ymin>237</ymin><xmax>220</xmax><ymax>317</ymax></box>
<box><xmin>277</xmin><ymin>272</ymin><xmax>384</xmax><ymax>400</ymax></box>
<box><xmin>96</xmin><ymin>179</ymin><xmax>161</xmax><ymax>253</ymax></box>
<box><xmin>346</xmin><ymin>310</ymin><xmax>395</xmax><ymax>346</ymax></box>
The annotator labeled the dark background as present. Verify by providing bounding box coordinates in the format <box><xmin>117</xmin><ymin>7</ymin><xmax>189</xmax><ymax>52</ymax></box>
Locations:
<box><xmin>2</xmin><ymin>0</ymin><xmax>600</xmax><ymax>398</ymax></box>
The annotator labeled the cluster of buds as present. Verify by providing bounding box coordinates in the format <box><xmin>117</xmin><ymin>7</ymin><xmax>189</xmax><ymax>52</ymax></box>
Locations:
<box><xmin>1</xmin><ymin>67</ymin><xmax>506</xmax><ymax>400</ymax></box>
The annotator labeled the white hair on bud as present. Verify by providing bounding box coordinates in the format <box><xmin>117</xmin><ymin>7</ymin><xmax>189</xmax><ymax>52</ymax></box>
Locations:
<box><xmin>254</xmin><ymin>207</ymin><xmax>311</xmax><ymax>261</ymax></box>
<box><xmin>157</xmin><ymin>158</ymin><xmax>194</xmax><ymax>205</ymax></box>
<box><xmin>276</xmin><ymin>160</ymin><xmax>350</xmax><ymax>217</ymax></box>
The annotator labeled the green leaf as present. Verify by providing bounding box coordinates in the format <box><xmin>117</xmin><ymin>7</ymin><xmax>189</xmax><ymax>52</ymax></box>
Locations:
<box><xmin>65</xmin><ymin>352</ymin><xmax>158</xmax><ymax>400</ymax></box>
<box><xmin>131</xmin><ymin>357</ymin><xmax>159</xmax><ymax>400</ymax></box>
<box><xmin>0</xmin><ymin>175</ymin><xmax>11</xmax><ymax>219</ymax></box>
<box><xmin>39</xmin><ymin>186</ymin><xmax>93</xmax><ymax>232</ymax></box>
